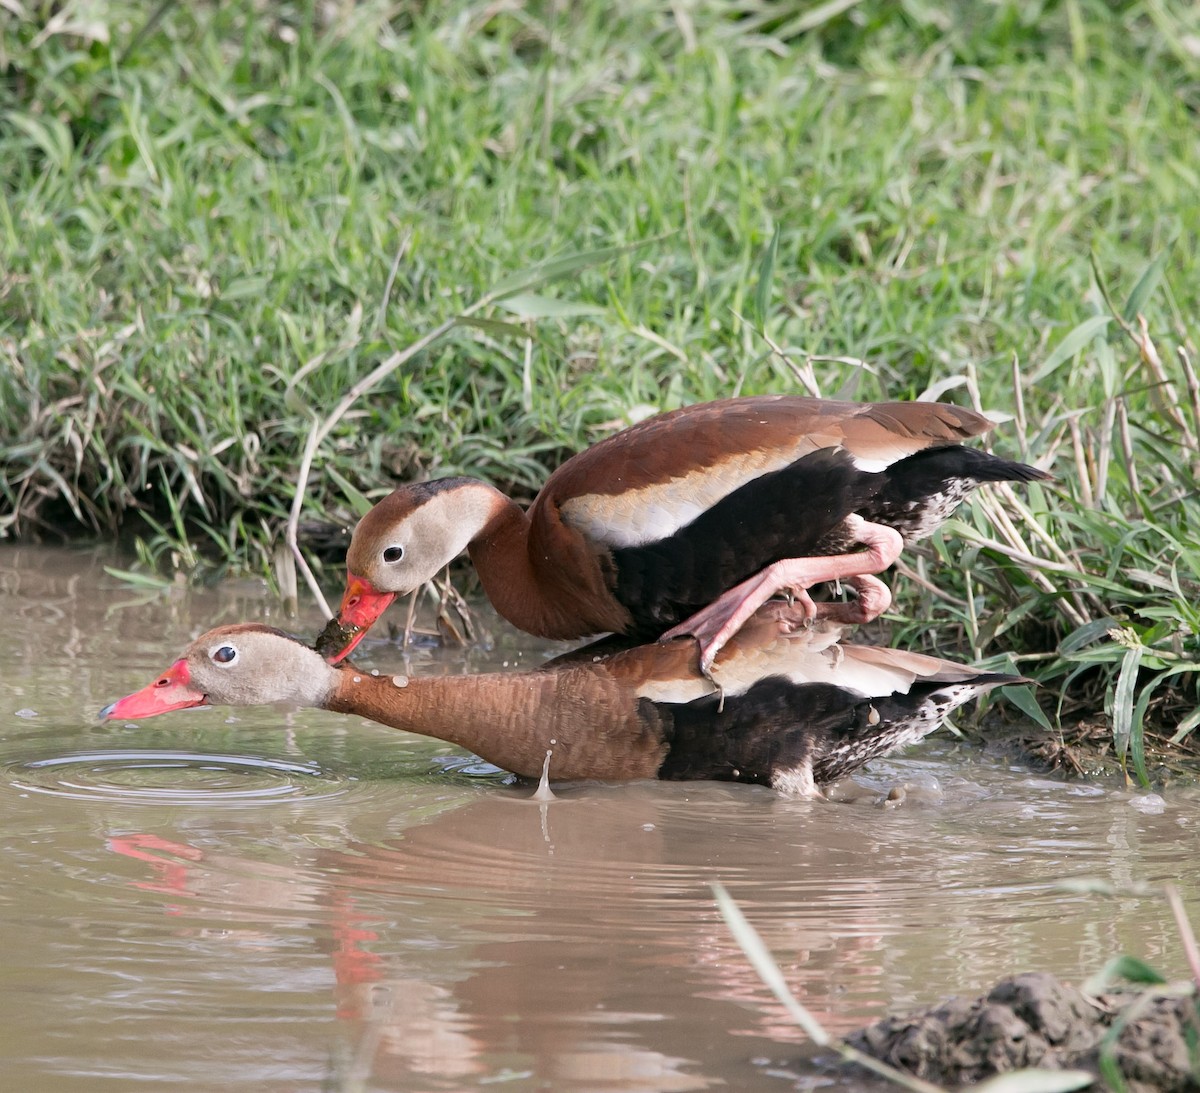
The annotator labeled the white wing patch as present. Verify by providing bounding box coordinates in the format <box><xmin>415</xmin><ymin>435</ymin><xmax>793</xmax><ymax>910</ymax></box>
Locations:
<box><xmin>559</xmin><ymin>448</ymin><xmax>796</xmax><ymax>549</ymax></box>
<box><xmin>635</xmin><ymin>673</ymin><xmax>720</xmax><ymax>705</ymax></box>
<box><xmin>839</xmin><ymin>437</ymin><xmax>929</xmax><ymax>473</ymax></box>
<box><xmin>841</xmin><ymin>455</ymin><xmax>893</xmax><ymax>473</ymax></box>
<box><xmin>634</xmin><ymin>623</ymin><xmax>991</xmax><ymax>708</ymax></box>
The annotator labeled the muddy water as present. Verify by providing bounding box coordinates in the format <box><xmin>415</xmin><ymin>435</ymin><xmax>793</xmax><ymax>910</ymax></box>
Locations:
<box><xmin>1</xmin><ymin>544</ymin><xmax>1197</xmax><ymax>1092</ymax></box>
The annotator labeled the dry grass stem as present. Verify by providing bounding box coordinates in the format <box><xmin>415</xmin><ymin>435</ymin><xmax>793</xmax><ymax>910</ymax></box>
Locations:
<box><xmin>712</xmin><ymin>881</ymin><xmax>950</xmax><ymax>1093</ymax></box>
<box><xmin>373</xmin><ymin>230</ymin><xmax>413</xmax><ymax>335</ymax></box>
<box><xmin>402</xmin><ymin>588</ymin><xmax>420</xmax><ymax>648</ymax></box>
<box><xmin>1176</xmin><ymin>346</ymin><xmax>1200</xmax><ymax>460</ymax></box>
<box><xmin>1137</xmin><ymin>316</ymin><xmax>1196</xmax><ymax>450</ymax></box>
<box><xmin>755</xmin><ymin>325</ymin><xmax>822</xmax><ymax>397</ymax></box>
<box><xmin>1096</xmin><ymin>399</ymin><xmax>1117</xmax><ymax>506</ymax></box>
<box><xmin>1116</xmin><ymin>400</ymin><xmax>1140</xmax><ymax>497</ymax></box>
<box><xmin>1164</xmin><ymin>884</ymin><xmax>1200</xmax><ymax>990</ymax></box>
<box><xmin>1069</xmin><ymin>418</ymin><xmax>1095</xmax><ymax>509</ymax></box>
<box><xmin>893</xmin><ymin>557</ymin><xmax>969</xmax><ymax>609</ymax></box>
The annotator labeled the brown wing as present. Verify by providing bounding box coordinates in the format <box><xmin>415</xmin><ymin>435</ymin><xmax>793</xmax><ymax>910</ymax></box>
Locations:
<box><xmin>542</xmin><ymin>396</ymin><xmax>991</xmax><ymax>499</ymax></box>
<box><xmin>605</xmin><ymin>609</ymin><xmax>1016</xmax><ymax>706</ymax></box>
<box><xmin>533</xmin><ymin>396</ymin><xmax>992</xmax><ymax>552</ymax></box>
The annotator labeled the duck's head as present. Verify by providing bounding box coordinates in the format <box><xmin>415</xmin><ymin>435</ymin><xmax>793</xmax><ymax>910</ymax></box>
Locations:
<box><xmin>100</xmin><ymin>624</ymin><xmax>333</xmax><ymax>720</ymax></box>
<box><xmin>328</xmin><ymin>479</ymin><xmax>492</xmax><ymax>661</ymax></box>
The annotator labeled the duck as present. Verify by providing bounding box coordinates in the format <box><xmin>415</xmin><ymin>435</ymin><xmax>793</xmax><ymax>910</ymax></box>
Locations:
<box><xmin>101</xmin><ymin>607</ymin><xmax>1020</xmax><ymax>796</ymax></box>
<box><xmin>318</xmin><ymin>395</ymin><xmax>1049</xmax><ymax>669</ymax></box>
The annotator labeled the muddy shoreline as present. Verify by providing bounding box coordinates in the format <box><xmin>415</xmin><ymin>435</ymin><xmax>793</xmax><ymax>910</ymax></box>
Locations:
<box><xmin>843</xmin><ymin>971</ymin><xmax>1200</xmax><ymax>1091</ymax></box>
<box><xmin>982</xmin><ymin>715</ymin><xmax>1200</xmax><ymax>788</ymax></box>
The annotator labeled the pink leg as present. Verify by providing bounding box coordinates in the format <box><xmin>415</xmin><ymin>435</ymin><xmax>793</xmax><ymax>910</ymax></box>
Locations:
<box><xmin>659</xmin><ymin>517</ymin><xmax>903</xmax><ymax>673</ymax></box>
<box><xmin>752</xmin><ymin>580</ymin><xmax>891</xmax><ymax>632</ymax></box>
<box><xmin>813</xmin><ymin>574</ymin><xmax>893</xmax><ymax>625</ymax></box>
<box><xmin>752</xmin><ymin>576</ymin><xmax>892</xmax><ymax>629</ymax></box>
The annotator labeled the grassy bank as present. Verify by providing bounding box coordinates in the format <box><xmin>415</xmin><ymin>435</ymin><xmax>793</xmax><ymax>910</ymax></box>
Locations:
<box><xmin>3</xmin><ymin>1</ymin><xmax>1200</xmax><ymax>770</ymax></box>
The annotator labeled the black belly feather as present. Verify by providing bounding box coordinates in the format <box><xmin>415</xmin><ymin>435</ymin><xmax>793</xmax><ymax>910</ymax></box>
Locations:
<box><xmin>653</xmin><ymin>673</ymin><xmax>1015</xmax><ymax>787</ymax></box>
<box><xmin>609</xmin><ymin>447</ymin><xmax>880</xmax><ymax>637</ymax></box>
<box><xmin>654</xmin><ymin>678</ymin><xmax>838</xmax><ymax>785</ymax></box>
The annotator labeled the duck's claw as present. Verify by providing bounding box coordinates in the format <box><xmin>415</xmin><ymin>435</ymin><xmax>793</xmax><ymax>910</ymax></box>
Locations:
<box><xmin>699</xmin><ymin>657</ymin><xmax>726</xmax><ymax>714</ymax></box>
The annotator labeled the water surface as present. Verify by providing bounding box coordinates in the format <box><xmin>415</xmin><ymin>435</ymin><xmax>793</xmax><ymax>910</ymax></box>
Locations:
<box><xmin>1</xmin><ymin>544</ymin><xmax>1197</xmax><ymax>1091</ymax></box>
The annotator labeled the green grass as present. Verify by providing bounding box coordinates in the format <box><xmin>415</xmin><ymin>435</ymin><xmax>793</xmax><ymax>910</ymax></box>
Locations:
<box><xmin>4</xmin><ymin>0</ymin><xmax>1200</xmax><ymax>768</ymax></box>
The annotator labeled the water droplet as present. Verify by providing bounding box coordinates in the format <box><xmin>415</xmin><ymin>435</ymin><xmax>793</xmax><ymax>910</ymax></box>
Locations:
<box><xmin>391</xmin><ymin>675</ymin><xmax>408</xmax><ymax>688</ymax></box>
<box><xmin>532</xmin><ymin>749</ymin><xmax>556</xmax><ymax>801</ymax></box>
<box><xmin>352</xmin><ymin>676</ymin><xmax>362</xmax><ymax>684</ymax></box>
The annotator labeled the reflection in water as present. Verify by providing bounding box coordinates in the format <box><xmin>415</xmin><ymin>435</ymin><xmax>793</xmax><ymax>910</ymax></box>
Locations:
<box><xmin>1</xmin><ymin>544</ymin><xmax>1199</xmax><ymax>1092</ymax></box>
<box><xmin>85</xmin><ymin>782</ymin><xmax>1200</xmax><ymax>1091</ymax></box>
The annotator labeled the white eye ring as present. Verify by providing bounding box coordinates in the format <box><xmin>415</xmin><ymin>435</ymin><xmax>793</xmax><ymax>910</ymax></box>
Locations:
<box><xmin>211</xmin><ymin>645</ymin><xmax>238</xmax><ymax>665</ymax></box>
<box><xmin>382</xmin><ymin>545</ymin><xmax>405</xmax><ymax>564</ymax></box>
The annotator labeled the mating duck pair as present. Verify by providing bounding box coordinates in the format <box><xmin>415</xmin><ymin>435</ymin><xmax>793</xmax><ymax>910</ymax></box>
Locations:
<box><xmin>103</xmin><ymin>395</ymin><xmax>1047</xmax><ymax>794</ymax></box>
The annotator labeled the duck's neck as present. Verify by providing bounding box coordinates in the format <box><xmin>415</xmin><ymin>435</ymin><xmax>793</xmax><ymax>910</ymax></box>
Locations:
<box><xmin>449</xmin><ymin>485</ymin><xmax>538</xmax><ymax>625</ymax></box>
<box><xmin>458</xmin><ymin>491</ymin><xmax>570</xmax><ymax>638</ymax></box>
<box><xmin>463</xmin><ymin>486</ymin><xmax>629</xmax><ymax>640</ymax></box>
<box><xmin>322</xmin><ymin>665</ymin><xmax>666</xmax><ymax>782</ymax></box>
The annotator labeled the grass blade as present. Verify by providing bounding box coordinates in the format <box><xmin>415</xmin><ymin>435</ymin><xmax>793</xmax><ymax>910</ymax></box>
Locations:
<box><xmin>753</xmin><ymin>223</ymin><xmax>781</xmax><ymax>328</ymax></box>
<box><xmin>1083</xmin><ymin>955</ymin><xmax>1168</xmax><ymax>995</ymax></box>
<box><xmin>102</xmin><ymin>566</ymin><xmax>174</xmax><ymax>590</ymax></box>
<box><xmin>1121</xmin><ymin>251</ymin><xmax>1169</xmax><ymax>325</ymax></box>
<box><xmin>1028</xmin><ymin>316</ymin><xmax>1111</xmax><ymax>384</ymax></box>
<box><xmin>325</xmin><ymin>465</ymin><xmax>374</xmax><ymax>519</ymax></box>
<box><xmin>1111</xmin><ymin>645</ymin><xmax>1143</xmax><ymax>774</ymax></box>
<box><xmin>1002</xmin><ymin>684</ymin><xmax>1054</xmax><ymax>733</ymax></box>
<box><xmin>494</xmin><ymin>293</ymin><xmax>606</xmax><ymax>319</ymax></box>
<box><xmin>773</xmin><ymin>0</ymin><xmax>867</xmax><ymax>38</ymax></box>
<box><xmin>487</xmin><ymin>239</ymin><xmax>663</xmax><ymax>300</ymax></box>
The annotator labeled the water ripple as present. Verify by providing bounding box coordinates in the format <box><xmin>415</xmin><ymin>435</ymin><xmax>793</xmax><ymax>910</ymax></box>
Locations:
<box><xmin>6</xmin><ymin>749</ymin><xmax>350</xmax><ymax>805</ymax></box>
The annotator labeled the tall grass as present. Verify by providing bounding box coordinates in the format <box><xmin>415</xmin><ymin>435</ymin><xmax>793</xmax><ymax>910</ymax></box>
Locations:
<box><xmin>3</xmin><ymin>1</ymin><xmax>1200</xmax><ymax>763</ymax></box>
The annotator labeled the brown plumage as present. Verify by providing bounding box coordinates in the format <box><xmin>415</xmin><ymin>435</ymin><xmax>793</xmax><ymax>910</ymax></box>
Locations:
<box><xmin>100</xmin><ymin>611</ymin><xmax>1020</xmax><ymax>795</ymax></box>
<box><xmin>319</xmin><ymin>395</ymin><xmax>1048</xmax><ymax>668</ymax></box>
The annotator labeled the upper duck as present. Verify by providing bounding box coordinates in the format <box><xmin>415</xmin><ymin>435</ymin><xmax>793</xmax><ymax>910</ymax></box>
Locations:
<box><xmin>319</xmin><ymin>395</ymin><xmax>1049</xmax><ymax>668</ymax></box>
<box><xmin>102</xmin><ymin>609</ymin><xmax>1019</xmax><ymax>796</ymax></box>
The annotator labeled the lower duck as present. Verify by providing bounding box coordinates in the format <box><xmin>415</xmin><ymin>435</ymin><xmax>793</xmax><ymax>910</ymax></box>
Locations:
<box><xmin>100</xmin><ymin>608</ymin><xmax>1020</xmax><ymax>796</ymax></box>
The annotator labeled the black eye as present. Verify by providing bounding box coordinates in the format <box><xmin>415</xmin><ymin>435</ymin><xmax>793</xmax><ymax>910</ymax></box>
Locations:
<box><xmin>382</xmin><ymin>545</ymin><xmax>404</xmax><ymax>563</ymax></box>
<box><xmin>212</xmin><ymin>646</ymin><xmax>237</xmax><ymax>664</ymax></box>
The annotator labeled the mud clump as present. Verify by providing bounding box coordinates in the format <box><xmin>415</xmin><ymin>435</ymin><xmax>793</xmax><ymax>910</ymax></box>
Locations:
<box><xmin>846</xmin><ymin>971</ymin><xmax>1200</xmax><ymax>1091</ymax></box>
<box><xmin>313</xmin><ymin>616</ymin><xmax>363</xmax><ymax>661</ymax></box>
